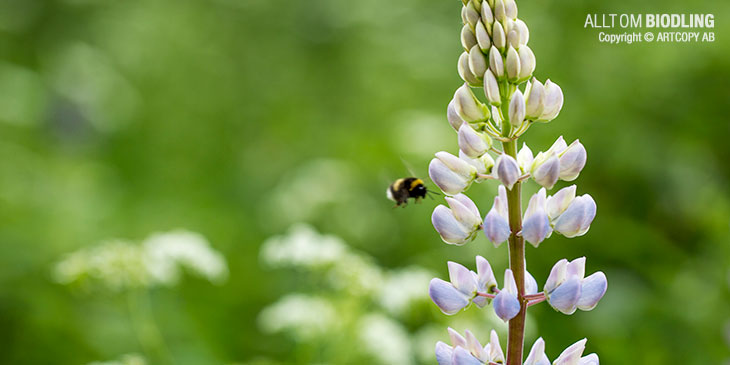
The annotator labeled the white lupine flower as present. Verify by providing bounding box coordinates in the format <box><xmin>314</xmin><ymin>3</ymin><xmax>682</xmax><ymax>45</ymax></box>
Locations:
<box><xmin>521</xmin><ymin>188</ymin><xmax>552</xmax><ymax>246</ymax></box>
<box><xmin>468</xmin><ymin>45</ymin><xmax>488</xmax><ymax>79</ymax></box>
<box><xmin>544</xmin><ymin>258</ymin><xmax>607</xmax><ymax>315</ymax></box>
<box><xmin>546</xmin><ymin>185</ymin><xmax>577</xmax><ymax>220</ymax></box>
<box><xmin>461</xmin><ymin>24</ymin><xmax>478</xmax><ymax>51</ymax></box>
<box><xmin>509</xmin><ymin>89</ymin><xmax>526</xmax><ymax>127</ymax></box>
<box><xmin>518</xmin><ymin>45</ymin><xmax>536</xmax><ymax>80</ymax></box>
<box><xmin>480</xmin><ymin>1</ymin><xmax>494</xmax><ymax>28</ymax></box>
<box><xmin>492</xmin><ymin>21</ymin><xmax>506</xmax><ymax>50</ymax></box>
<box><xmin>483</xmin><ymin>69</ymin><xmax>501</xmax><ymax>105</ymax></box>
<box><xmin>525</xmin><ymin>78</ymin><xmax>545</xmax><ymax>119</ymax></box>
<box><xmin>458</xmin><ymin>123</ymin><xmax>492</xmax><ymax>158</ymax></box>
<box><xmin>435</xmin><ymin>328</ymin><xmax>505</xmax><ymax>365</ymax></box>
<box><xmin>359</xmin><ymin>313</ymin><xmax>414</xmax><ymax>365</ymax></box>
<box><xmin>493</xmin><ymin>0</ymin><xmax>507</xmax><ymax>22</ymax></box>
<box><xmin>429</xmin><ymin>151</ymin><xmax>478</xmax><ymax>195</ymax></box>
<box><xmin>539</xmin><ymin>79</ymin><xmax>564</xmax><ymax>121</ymax></box>
<box><xmin>454</xmin><ymin>84</ymin><xmax>489</xmax><ymax>122</ymax></box>
<box><xmin>517</xmin><ymin>143</ymin><xmax>534</xmax><ymax>173</ymax></box>
<box><xmin>494</xmin><ymin>153</ymin><xmax>521</xmax><ymax>189</ymax></box>
<box><xmin>504</xmin><ymin>0</ymin><xmax>518</xmax><ymax>19</ymax></box>
<box><xmin>462</xmin><ymin>2</ymin><xmax>480</xmax><ymax>28</ymax></box>
<box><xmin>483</xmin><ymin>185</ymin><xmax>511</xmax><ymax>246</ymax></box>
<box><xmin>552</xmin><ymin>194</ymin><xmax>596</xmax><ymax>237</ymax></box>
<box><xmin>475</xmin><ymin>20</ymin><xmax>491</xmax><ymax>52</ymax></box>
<box><xmin>448</xmin><ymin>99</ymin><xmax>466</xmax><ymax>131</ymax></box>
<box><xmin>459</xmin><ymin>52</ymin><xmax>481</xmax><ymax>86</ymax></box>
<box><xmin>432</xmin><ymin>194</ymin><xmax>483</xmax><ymax>245</ymax></box>
<box><xmin>558</xmin><ymin>140</ymin><xmax>587</xmax><ymax>181</ymax></box>
<box><xmin>258</xmin><ymin>294</ymin><xmax>337</xmax><ymax>339</ymax></box>
<box><xmin>505</xmin><ymin>46</ymin><xmax>521</xmax><ymax>81</ymax></box>
<box><xmin>488</xmin><ymin>46</ymin><xmax>504</xmax><ymax>78</ymax></box>
<box><xmin>531</xmin><ymin>152</ymin><xmax>560</xmax><ymax>189</ymax></box>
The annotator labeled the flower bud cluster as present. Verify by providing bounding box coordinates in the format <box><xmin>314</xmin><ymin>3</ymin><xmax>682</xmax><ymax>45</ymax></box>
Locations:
<box><xmin>436</xmin><ymin>328</ymin><xmax>599</xmax><ymax>365</ymax></box>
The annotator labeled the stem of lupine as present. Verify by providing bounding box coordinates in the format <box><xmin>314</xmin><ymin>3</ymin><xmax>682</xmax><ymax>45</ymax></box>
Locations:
<box><xmin>500</xmin><ymin>80</ymin><xmax>526</xmax><ymax>365</ymax></box>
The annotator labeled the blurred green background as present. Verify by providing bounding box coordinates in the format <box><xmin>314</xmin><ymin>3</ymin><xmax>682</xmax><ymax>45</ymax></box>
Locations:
<box><xmin>0</xmin><ymin>0</ymin><xmax>729</xmax><ymax>363</ymax></box>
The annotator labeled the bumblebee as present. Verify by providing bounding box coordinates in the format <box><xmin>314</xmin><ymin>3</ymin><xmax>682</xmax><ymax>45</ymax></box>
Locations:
<box><xmin>386</xmin><ymin>177</ymin><xmax>431</xmax><ymax>207</ymax></box>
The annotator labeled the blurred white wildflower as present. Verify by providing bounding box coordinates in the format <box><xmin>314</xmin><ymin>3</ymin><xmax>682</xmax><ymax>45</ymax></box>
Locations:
<box><xmin>377</xmin><ymin>267</ymin><xmax>434</xmax><ymax>316</ymax></box>
<box><xmin>327</xmin><ymin>252</ymin><xmax>383</xmax><ymax>295</ymax></box>
<box><xmin>413</xmin><ymin>324</ymin><xmax>449</xmax><ymax>364</ymax></box>
<box><xmin>87</xmin><ymin>353</ymin><xmax>146</xmax><ymax>365</ymax></box>
<box><xmin>259</xmin><ymin>224</ymin><xmax>348</xmax><ymax>269</ymax></box>
<box><xmin>258</xmin><ymin>294</ymin><xmax>337</xmax><ymax>340</ymax></box>
<box><xmin>358</xmin><ymin>313</ymin><xmax>414</xmax><ymax>365</ymax></box>
<box><xmin>53</xmin><ymin>230</ymin><xmax>227</xmax><ymax>290</ymax></box>
<box><xmin>143</xmin><ymin>230</ymin><xmax>228</xmax><ymax>285</ymax></box>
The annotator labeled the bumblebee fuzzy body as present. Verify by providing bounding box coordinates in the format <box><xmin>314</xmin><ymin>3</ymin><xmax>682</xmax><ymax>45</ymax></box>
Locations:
<box><xmin>386</xmin><ymin>177</ymin><xmax>428</xmax><ymax>207</ymax></box>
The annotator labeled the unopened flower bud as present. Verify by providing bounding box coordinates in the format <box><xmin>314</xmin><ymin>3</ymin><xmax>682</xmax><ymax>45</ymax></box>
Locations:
<box><xmin>454</xmin><ymin>84</ymin><xmax>489</xmax><ymax>122</ymax></box>
<box><xmin>558</xmin><ymin>140</ymin><xmax>587</xmax><ymax>181</ymax></box>
<box><xmin>492</xmin><ymin>22</ymin><xmax>506</xmax><ymax>51</ymax></box>
<box><xmin>493</xmin><ymin>269</ymin><xmax>520</xmax><ymax>321</ymax></box>
<box><xmin>475</xmin><ymin>20</ymin><xmax>491</xmax><ymax>52</ymax></box>
<box><xmin>507</xmin><ymin>29</ymin><xmax>520</xmax><ymax>49</ymax></box>
<box><xmin>552</xmin><ymin>194</ymin><xmax>596</xmax><ymax>237</ymax></box>
<box><xmin>525</xmin><ymin>78</ymin><xmax>545</xmax><ymax>119</ymax></box>
<box><xmin>458</xmin><ymin>52</ymin><xmax>481</xmax><ymax>86</ymax></box>
<box><xmin>531</xmin><ymin>152</ymin><xmax>560</xmax><ymax>189</ymax></box>
<box><xmin>505</xmin><ymin>46</ymin><xmax>521</xmax><ymax>81</ymax></box>
<box><xmin>429</xmin><ymin>151</ymin><xmax>478</xmax><ymax>195</ymax></box>
<box><xmin>458</xmin><ymin>123</ymin><xmax>491</xmax><ymax>158</ymax></box>
<box><xmin>494</xmin><ymin>153</ymin><xmax>520</xmax><ymax>189</ymax></box>
<box><xmin>468</xmin><ymin>45</ymin><xmax>488</xmax><ymax>79</ymax></box>
<box><xmin>514</xmin><ymin>19</ymin><xmax>530</xmax><ymax>45</ymax></box>
<box><xmin>483</xmin><ymin>185</ymin><xmax>510</xmax><ymax>246</ymax></box>
<box><xmin>493</xmin><ymin>0</ymin><xmax>507</xmax><ymax>22</ymax></box>
<box><xmin>447</xmin><ymin>100</ymin><xmax>466</xmax><ymax>131</ymax></box>
<box><xmin>538</xmin><ymin>79</ymin><xmax>564</xmax><ymax>121</ymax></box>
<box><xmin>488</xmin><ymin>46</ymin><xmax>504</xmax><ymax>79</ymax></box>
<box><xmin>504</xmin><ymin>0</ymin><xmax>517</xmax><ymax>19</ymax></box>
<box><xmin>462</xmin><ymin>2</ymin><xmax>480</xmax><ymax>28</ymax></box>
<box><xmin>517</xmin><ymin>143</ymin><xmax>534</xmax><ymax>173</ymax></box>
<box><xmin>483</xmin><ymin>69</ymin><xmax>501</xmax><ymax>105</ymax></box>
<box><xmin>461</xmin><ymin>25</ymin><xmax>477</xmax><ymax>51</ymax></box>
<box><xmin>546</xmin><ymin>185</ymin><xmax>576</xmax><ymax>220</ymax></box>
<box><xmin>481</xmin><ymin>1</ymin><xmax>494</xmax><ymax>29</ymax></box>
<box><xmin>522</xmin><ymin>188</ymin><xmax>551</xmax><ymax>246</ymax></box>
<box><xmin>469</xmin><ymin>0</ymin><xmax>481</xmax><ymax>12</ymax></box>
<box><xmin>517</xmin><ymin>45</ymin><xmax>535</xmax><ymax>80</ymax></box>
<box><xmin>508</xmin><ymin>89</ymin><xmax>525</xmax><ymax>127</ymax></box>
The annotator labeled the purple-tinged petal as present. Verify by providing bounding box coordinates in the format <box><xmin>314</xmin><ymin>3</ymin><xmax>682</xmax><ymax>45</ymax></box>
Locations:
<box><xmin>432</xmin><ymin>205</ymin><xmax>471</xmax><ymax>245</ymax></box>
<box><xmin>448</xmin><ymin>327</ymin><xmax>467</xmax><ymax>348</ymax></box>
<box><xmin>579</xmin><ymin>353</ymin><xmax>599</xmax><ymax>365</ymax></box>
<box><xmin>476</xmin><ymin>256</ymin><xmax>497</xmax><ymax>293</ymax></box>
<box><xmin>546</xmin><ymin>185</ymin><xmax>576</xmax><ymax>221</ymax></box>
<box><xmin>522</xmin><ymin>189</ymin><xmax>551</xmax><ymax>247</ymax></box>
<box><xmin>524</xmin><ymin>337</ymin><xmax>550</xmax><ymax>365</ymax></box>
<box><xmin>436</xmin><ymin>341</ymin><xmax>454</xmax><ymax>365</ymax></box>
<box><xmin>448</xmin><ymin>261</ymin><xmax>478</xmax><ymax>296</ymax></box>
<box><xmin>459</xmin><ymin>123</ymin><xmax>491</xmax><ymax>158</ymax></box>
<box><xmin>494</xmin><ymin>154</ymin><xmax>521</xmax><ymax>189</ymax></box>
<box><xmin>447</xmin><ymin>100</ymin><xmax>466</xmax><ymax>131</ymax></box>
<box><xmin>429</xmin><ymin>278</ymin><xmax>471</xmax><ymax>315</ymax></box>
<box><xmin>517</xmin><ymin>143</ymin><xmax>534</xmax><ymax>173</ymax></box>
<box><xmin>553</xmin><ymin>338</ymin><xmax>587</xmax><ymax>365</ymax></box>
<box><xmin>567</xmin><ymin>257</ymin><xmax>586</xmax><ymax>280</ymax></box>
<box><xmin>577</xmin><ymin>272</ymin><xmax>607</xmax><ymax>311</ymax></box>
<box><xmin>430</xmin><ymin>158</ymin><xmax>471</xmax><ymax>195</ymax></box>
<box><xmin>525</xmin><ymin>269</ymin><xmax>538</xmax><ymax>295</ymax></box>
<box><xmin>452</xmin><ymin>346</ymin><xmax>482</xmax><ymax>365</ymax></box>
<box><xmin>464</xmin><ymin>330</ymin><xmax>488</xmax><ymax>362</ymax></box>
<box><xmin>547</xmin><ymin>276</ymin><xmax>582</xmax><ymax>315</ymax></box>
<box><xmin>553</xmin><ymin>195</ymin><xmax>596</xmax><ymax>238</ymax></box>
<box><xmin>489</xmin><ymin>330</ymin><xmax>505</xmax><ymax>363</ymax></box>
<box><xmin>559</xmin><ymin>140</ymin><xmax>587</xmax><ymax>181</ymax></box>
<box><xmin>483</xmin><ymin>200</ymin><xmax>511</xmax><ymax>247</ymax></box>
<box><xmin>452</xmin><ymin>193</ymin><xmax>481</xmax><ymax>220</ymax></box>
<box><xmin>531</xmin><ymin>152</ymin><xmax>560</xmax><ymax>189</ymax></box>
<box><xmin>446</xmin><ymin>196</ymin><xmax>482</xmax><ymax>229</ymax></box>
<box><xmin>544</xmin><ymin>258</ymin><xmax>568</xmax><ymax>293</ymax></box>
<box><xmin>494</xmin><ymin>270</ymin><xmax>521</xmax><ymax>321</ymax></box>
<box><xmin>436</xmin><ymin>151</ymin><xmax>478</xmax><ymax>179</ymax></box>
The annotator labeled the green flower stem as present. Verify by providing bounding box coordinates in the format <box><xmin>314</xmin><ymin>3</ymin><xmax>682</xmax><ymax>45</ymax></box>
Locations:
<box><xmin>500</xmin><ymin>80</ymin><xmax>527</xmax><ymax>365</ymax></box>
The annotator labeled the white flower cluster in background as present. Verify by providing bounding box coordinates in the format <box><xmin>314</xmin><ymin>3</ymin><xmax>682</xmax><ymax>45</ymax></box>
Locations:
<box><xmin>53</xmin><ymin>230</ymin><xmax>228</xmax><ymax>291</ymax></box>
<box><xmin>258</xmin><ymin>293</ymin><xmax>338</xmax><ymax>340</ymax></box>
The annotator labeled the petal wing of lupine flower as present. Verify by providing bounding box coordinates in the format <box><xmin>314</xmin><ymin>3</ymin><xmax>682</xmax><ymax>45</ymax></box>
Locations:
<box><xmin>539</xmin><ymin>79</ymin><xmax>564</xmax><ymax>121</ymax></box>
<box><xmin>579</xmin><ymin>353</ymin><xmax>599</xmax><ymax>365</ymax></box>
<box><xmin>522</xmin><ymin>188</ymin><xmax>552</xmax><ymax>246</ymax></box>
<box><xmin>525</xmin><ymin>78</ymin><xmax>545</xmax><ymax>119</ymax></box>
<box><xmin>567</xmin><ymin>257</ymin><xmax>586</xmax><ymax>279</ymax></box>
<box><xmin>544</xmin><ymin>258</ymin><xmax>568</xmax><ymax>293</ymax></box>
<box><xmin>429</xmin><ymin>278</ymin><xmax>471</xmax><ymax>315</ymax></box>
<box><xmin>432</xmin><ymin>205</ymin><xmax>472</xmax><ymax>245</ymax></box>
<box><xmin>525</xmin><ymin>268</ymin><xmax>539</xmax><ymax>295</ymax></box>
<box><xmin>448</xmin><ymin>261</ymin><xmax>478</xmax><ymax>296</ymax></box>
<box><xmin>436</xmin><ymin>341</ymin><xmax>455</xmax><ymax>365</ymax></box>
<box><xmin>531</xmin><ymin>152</ymin><xmax>560</xmax><ymax>189</ymax></box>
<box><xmin>553</xmin><ymin>338</ymin><xmax>587</xmax><ymax>365</ymax></box>
<box><xmin>524</xmin><ymin>337</ymin><xmax>551</xmax><ymax>365</ymax></box>
<box><xmin>448</xmin><ymin>327</ymin><xmax>468</xmax><ymax>348</ymax></box>
<box><xmin>430</xmin><ymin>158</ymin><xmax>471</xmax><ymax>195</ymax></box>
<box><xmin>465</xmin><ymin>330</ymin><xmax>489</xmax><ymax>362</ymax></box>
<box><xmin>448</xmin><ymin>100</ymin><xmax>466</xmax><ymax>131</ymax></box>
<box><xmin>547</xmin><ymin>275</ymin><xmax>582</xmax><ymax>315</ymax></box>
<box><xmin>459</xmin><ymin>123</ymin><xmax>491</xmax><ymax>158</ymax></box>
<box><xmin>553</xmin><ymin>195</ymin><xmax>596</xmax><ymax>238</ymax></box>
<box><xmin>452</xmin><ymin>346</ymin><xmax>482</xmax><ymax>365</ymax></box>
<box><xmin>476</xmin><ymin>255</ymin><xmax>497</xmax><ymax>293</ymax></box>
<box><xmin>546</xmin><ymin>185</ymin><xmax>576</xmax><ymax>221</ymax></box>
<box><xmin>489</xmin><ymin>330</ymin><xmax>505</xmax><ymax>363</ymax></box>
<box><xmin>577</xmin><ymin>271</ymin><xmax>607</xmax><ymax>311</ymax></box>
<box><xmin>517</xmin><ymin>143</ymin><xmax>534</xmax><ymax>173</ymax></box>
<box><xmin>547</xmin><ymin>136</ymin><xmax>568</xmax><ymax>155</ymax></box>
<box><xmin>494</xmin><ymin>154</ymin><xmax>521</xmax><ymax>189</ymax></box>
<box><xmin>558</xmin><ymin>140</ymin><xmax>587</xmax><ymax>181</ymax></box>
<box><xmin>447</xmin><ymin>195</ymin><xmax>483</xmax><ymax>228</ymax></box>
<box><xmin>483</xmin><ymin>186</ymin><xmax>512</xmax><ymax>247</ymax></box>
<box><xmin>454</xmin><ymin>84</ymin><xmax>489</xmax><ymax>122</ymax></box>
<box><xmin>493</xmin><ymin>269</ymin><xmax>521</xmax><ymax>321</ymax></box>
